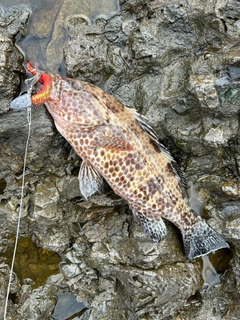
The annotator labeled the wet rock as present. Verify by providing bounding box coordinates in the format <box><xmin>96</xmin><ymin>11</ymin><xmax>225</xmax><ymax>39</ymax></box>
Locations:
<box><xmin>203</xmin><ymin>123</ymin><xmax>238</xmax><ymax>147</ymax></box>
<box><xmin>13</xmin><ymin>283</ymin><xmax>58</xmax><ymax>319</ymax></box>
<box><xmin>218</xmin><ymin>201</ymin><xmax>240</xmax><ymax>221</ymax></box>
<box><xmin>32</xmin><ymin>226</ymin><xmax>70</xmax><ymax>253</ymax></box>
<box><xmin>0</xmin><ymin>4</ymin><xmax>31</xmax><ymax>115</ymax></box>
<box><xmin>34</xmin><ymin>179</ymin><xmax>59</xmax><ymax>222</ymax></box>
<box><xmin>64</xmin><ymin>14</ymin><xmax>129</xmax><ymax>91</ymax></box>
<box><xmin>61</xmin><ymin>0</ymin><xmax>240</xmax><ymax>317</ymax></box>
<box><xmin>190</xmin><ymin>75</ymin><xmax>220</xmax><ymax>110</ymax></box>
<box><xmin>176</xmin><ymin>280</ymin><xmax>240</xmax><ymax>320</ymax></box>
<box><xmin>60</xmin><ymin>208</ymin><xmax>202</xmax><ymax>319</ymax></box>
<box><xmin>1</xmin><ymin>0</ymin><xmax>240</xmax><ymax>319</ymax></box>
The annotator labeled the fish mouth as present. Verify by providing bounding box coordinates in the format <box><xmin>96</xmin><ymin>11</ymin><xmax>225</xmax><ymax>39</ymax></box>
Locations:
<box><xmin>34</xmin><ymin>81</ymin><xmax>43</xmax><ymax>93</ymax></box>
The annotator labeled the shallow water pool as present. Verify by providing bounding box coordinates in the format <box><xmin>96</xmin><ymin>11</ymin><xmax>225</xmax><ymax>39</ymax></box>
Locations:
<box><xmin>0</xmin><ymin>0</ymin><xmax>119</xmax><ymax>72</ymax></box>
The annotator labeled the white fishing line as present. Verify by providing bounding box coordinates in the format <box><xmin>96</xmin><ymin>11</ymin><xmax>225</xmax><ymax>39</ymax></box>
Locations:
<box><xmin>3</xmin><ymin>107</ymin><xmax>32</xmax><ymax>320</ymax></box>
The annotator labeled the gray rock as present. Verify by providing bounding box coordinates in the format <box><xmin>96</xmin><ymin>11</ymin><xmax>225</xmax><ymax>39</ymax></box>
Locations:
<box><xmin>1</xmin><ymin>0</ymin><xmax>240</xmax><ymax>319</ymax></box>
<box><xmin>0</xmin><ymin>4</ymin><xmax>31</xmax><ymax>115</ymax></box>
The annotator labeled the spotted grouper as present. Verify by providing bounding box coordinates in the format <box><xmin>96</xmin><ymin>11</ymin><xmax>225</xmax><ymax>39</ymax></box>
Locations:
<box><xmin>11</xmin><ymin>62</ymin><xmax>229</xmax><ymax>260</ymax></box>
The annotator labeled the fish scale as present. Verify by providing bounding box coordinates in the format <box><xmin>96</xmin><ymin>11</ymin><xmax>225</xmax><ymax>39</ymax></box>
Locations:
<box><xmin>11</xmin><ymin>62</ymin><xmax>230</xmax><ymax>260</ymax></box>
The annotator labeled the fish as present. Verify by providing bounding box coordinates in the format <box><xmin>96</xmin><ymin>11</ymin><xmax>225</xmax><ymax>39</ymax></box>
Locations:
<box><xmin>13</xmin><ymin>62</ymin><xmax>230</xmax><ymax>260</ymax></box>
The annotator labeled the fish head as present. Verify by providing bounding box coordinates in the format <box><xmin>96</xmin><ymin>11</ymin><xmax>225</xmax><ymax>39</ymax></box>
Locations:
<box><xmin>26</xmin><ymin>62</ymin><xmax>108</xmax><ymax>131</ymax></box>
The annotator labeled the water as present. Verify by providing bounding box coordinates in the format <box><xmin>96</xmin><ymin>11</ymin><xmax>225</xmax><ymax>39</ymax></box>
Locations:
<box><xmin>0</xmin><ymin>0</ymin><xmax>119</xmax><ymax>73</ymax></box>
<box><xmin>0</xmin><ymin>179</ymin><xmax>7</xmax><ymax>194</ymax></box>
<box><xmin>201</xmin><ymin>255</ymin><xmax>221</xmax><ymax>288</ymax></box>
<box><xmin>2</xmin><ymin>236</ymin><xmax>61</xmax><ymax>289</ymax></box>
<box><xmin>200</xmin><ymin>248</ymin><xmax>232</xmax><ymax>288</ymax></box>
<box><xmin>52</xmin><ymin>292</ymin><xmax>86</xmax><ymax>320</ymax></box>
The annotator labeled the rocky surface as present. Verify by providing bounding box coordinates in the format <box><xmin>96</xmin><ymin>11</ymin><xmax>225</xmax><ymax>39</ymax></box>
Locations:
<box><xmin>0</xmin><ymin>1</ymin><xmax>240</xmax><ymax>319</ymax></box>
<box><xmin>0</xmin><ymin>4</ymin><xmax>31</xmax><ymax>115</ymax></box>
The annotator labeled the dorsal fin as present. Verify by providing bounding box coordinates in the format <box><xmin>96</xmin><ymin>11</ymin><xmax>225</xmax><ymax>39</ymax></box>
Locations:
<box><xmin>135</xmin><ymin>112</ymin><xmax>160</xmax><ymax>146</ymax></box>
<box><xmin>135</xmin><ymin>110</ymin><xmax>187</xmax><ymax>191</ymax></box>
<box><xmin>170</xmin><ymin>160</ymin><xmax>187</xmax><ymax>192</ymax></box>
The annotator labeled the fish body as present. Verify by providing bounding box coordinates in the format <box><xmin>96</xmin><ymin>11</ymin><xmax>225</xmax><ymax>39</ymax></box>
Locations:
<box><xmin>21</xmin><ymin>63</ymin><xmax>229</xmax><ymax>260</ymax></box>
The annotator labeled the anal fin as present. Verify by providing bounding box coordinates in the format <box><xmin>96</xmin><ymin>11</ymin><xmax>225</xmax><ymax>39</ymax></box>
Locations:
<box><xmin>79</xmin><ymin>160</ymin><xmax>103</xmax><ymax>199</ymax></box>
<box><xmin>131</xmin><ymin>206</ymin><xmax>167</xmax><ymax>242</ymax></box>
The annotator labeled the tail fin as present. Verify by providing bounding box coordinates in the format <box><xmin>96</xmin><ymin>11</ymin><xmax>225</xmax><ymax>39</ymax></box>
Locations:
<box><xmin>182</xmin><ymin>219</ymin><xmax>229</xmax><ymax>260</ymax></box>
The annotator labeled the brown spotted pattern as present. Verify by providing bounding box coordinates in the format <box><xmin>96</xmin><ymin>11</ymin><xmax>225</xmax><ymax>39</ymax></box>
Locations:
<box><xmin>34</xmin><ymin>73</ymin><xmax>201</xmax><ymax>241</ymax></box>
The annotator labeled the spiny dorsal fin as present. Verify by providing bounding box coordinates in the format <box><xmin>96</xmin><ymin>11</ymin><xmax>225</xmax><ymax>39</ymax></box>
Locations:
<box><xmin>134</xmin><ymin>110</ymin><xmax>187</xmax><ymax>191</ymax></box>
<box><xmin>135</xmin><ymin>112</ymin><xmax>160</xmax><ymax>146</ymax></box>
<box><xmin>170</xmin><ymin>160</ymin><xmax>187</xmax><ymax>192</ymax></box>
<box><xmin>135</xmin><ymin>111</ymin><xmax>171</xmax><ymax>157</ymax></box>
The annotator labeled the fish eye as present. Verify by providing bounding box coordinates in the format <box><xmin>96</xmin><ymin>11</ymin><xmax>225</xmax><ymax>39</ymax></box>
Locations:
<box><xmin>71</xmin><ymin>80</ymin><xmax>82</xmax><ymax>91</ymax></box>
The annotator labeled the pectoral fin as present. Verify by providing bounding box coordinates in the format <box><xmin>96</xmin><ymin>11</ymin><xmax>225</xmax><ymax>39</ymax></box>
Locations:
<box><xmin>131</xmin><ymin>206</ymin><xmax>167</xmax><ymax>242</ymax></box>
<box><xmin>92</xmin><ymin>136</ymin><xmax>134</xmax><ymax>151</ymax></box>
<box><xmin>78</xmin><ymin>160</ymin><xmax>103</xmax><ymax>199</ymax></box>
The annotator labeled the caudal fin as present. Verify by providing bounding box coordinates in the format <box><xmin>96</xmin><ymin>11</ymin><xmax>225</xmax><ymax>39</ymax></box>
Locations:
<box><xmin>183</xmin><ymin>219</ymin><xmax>229</xmax><ymax>260</ymax></box>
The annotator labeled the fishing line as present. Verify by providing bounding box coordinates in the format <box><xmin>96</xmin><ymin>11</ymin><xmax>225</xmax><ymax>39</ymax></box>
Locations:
<box><xmin>3</xmin><ymin>107</ymin><xmax>32</xmax><ymax>320</ymax></box>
